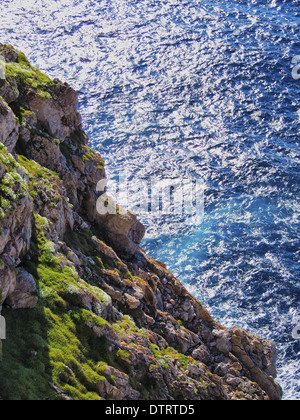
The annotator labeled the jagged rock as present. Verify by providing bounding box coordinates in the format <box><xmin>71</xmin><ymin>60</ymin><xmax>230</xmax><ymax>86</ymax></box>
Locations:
<box><xmin>0</xmin><ymin>44</ymin><xmax>18</xmax><ymax>62</ymax></box>
<box><xmin>0</xmin><ymin>97</ymin><xmax>19</xmax><ymax>153</ymax></box>
<box><xmin>0</xmin><ymin>79</ymin><xmax>19</xmax><ymax>104</ymax></box>
<box><xmin>6</xmin><ymin>267</ymin><xmax>38</xmax><ymax>309</ymax></box>
<box><xmin>0</xmin><ymin>265</ymin><xmax>16</xmax><ymax>305</ymax></box>
<box><xmin>229</xmin><ymin>327</ymin><xmax>282</xmax><ymax>400</ymax></box>
<box><xmin>26</xmin><ymin>135</ymin><xmax>61</xmax><ymax>170</ymax></box>
<box><xmin>85</xmin><ymin>190</ymin><xmax>145</xmax><ymax>257</ymax></box>
<box><xmin>24</xmin><ymin>81</ymin><xmax>81</xmax><ymax>141</ymax></box>
<box><xmin>0</xmin><ymin>191</ymin><xmax>33</xmax><ymax>266</ymax></box>
<box><xmin>192</xmin><ymin>345</ymin><xmax>212</xmax><ymax>365</ymax></box>
<box><xmin>124</xmin><ymin>293</ymin><xmax>140</xmax><ymax>309</ymax></box>
<box><xmin>103</xmin><ymin>366</ymin><xmax>141</xmax><ymax>399</ymax></box>
<box><xmin>91</xmin><ymin>235</ymin><xmax>120</xmax><ymax>261</ymax></box>
<box><xmin>213</xmin><ymin>329</ymin><xmax>232</xmax><ymax>355</ymax></box>
<box><xmin>97</xmin><ymin>378</ymin><xmax>125</xmax><ymax>400</ymax></box>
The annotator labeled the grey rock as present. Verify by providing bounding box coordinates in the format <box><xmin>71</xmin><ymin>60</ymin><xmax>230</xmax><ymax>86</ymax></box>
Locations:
<box><xmin>6</xmin><ymin>268</ymin><xmax>38</xmax><ymax>309</ymax></box>
<box><xmin>0</xmin><ymin>97</ymin><xmax>19</xmax><ymax>153</ymax></box>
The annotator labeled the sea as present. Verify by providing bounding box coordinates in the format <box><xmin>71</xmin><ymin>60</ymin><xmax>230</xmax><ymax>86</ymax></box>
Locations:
<box><xmin>0</xmin><ymin>0</ymin><xmax>299</xmax><ymax>400</ymax></box>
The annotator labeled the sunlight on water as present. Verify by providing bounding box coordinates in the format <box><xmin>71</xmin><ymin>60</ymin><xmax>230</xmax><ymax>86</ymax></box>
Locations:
<box><xmin>0</xmin><ymin>0</ymin><xmax>299</xmax><ymax>399</ymax></box>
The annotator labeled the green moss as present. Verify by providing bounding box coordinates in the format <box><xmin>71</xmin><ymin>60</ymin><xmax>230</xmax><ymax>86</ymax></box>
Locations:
<box><xmin>0</xmin><ymin>146</ymin><xmax>28</xmax><ymax>219</ymax></box>
<box><xmin>6</xmin><ymin>60</ymin><xmax>54</xmax><ymax>98</ymax></box>
<box><xmin>18</xmin><ymin>155</ymin><xmax>57</xmax><ymax>179</ymax></box>
<box><xmin>81</xmin><ymin>145</ymin><xmax>105</xmax><ymax>169</ymax></box>
<box><xmin>117</xmin><ymin>349</ymin><xmax>130</xmax><ymax>359</ymax></box>
<box><xmin>0</xmin><ymin>217</ymin><xmax>122</xmax><ymax>400</ymax></box>
<box><xmin>17</xmin><ymin>50</ymin><xmax>30</xmax><ymax>66</ymax></box>
<box><xmin>0</xmin><ymin>100</ymin><xmax>9</xmax><ymax>116</ymax></box>
<box><xmin>0</xmin><ymin>305</ymin><xmax>58</xmax><ymax>400</ymax></box>
<box><xmin>148</xmin><ymin>344</ymin><xmax>194</xmax><ymax>373</ymax></box>
<box><xmin>64</xmin><ymin>228</ymin><xmax>115</xmax><ymax>276</ymax></box>
<box><xmin>17</xmin><ymin>155</ymin><xmax>60</xmax><ymax>208</ymax></box>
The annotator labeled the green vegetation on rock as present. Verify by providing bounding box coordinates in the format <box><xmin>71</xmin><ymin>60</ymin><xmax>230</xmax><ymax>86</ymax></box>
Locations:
<box><xmin>6</xmin><ymin>57</ymin><xmax>54</xmax><ymax>98</ymax></box>
<box><xmin>0</xmin><ymin>144</ymin><xmax>27</xmax><ymax>219</ymax></box>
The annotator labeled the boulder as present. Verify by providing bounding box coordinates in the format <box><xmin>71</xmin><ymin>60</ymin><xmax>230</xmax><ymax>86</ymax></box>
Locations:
<box><xmin>124</xmin><ymin>293</ymin><xmax>140</xmax><ymax>309</ymax></box>
<box><xmin>0</xmin><ymin>265</ymin><xmax>16</xmax><ymax>304</ymax></box>
<box><xmin>0</xmin><ymin>78</ymin><xmax>19</xmax><ymax>104</ymax></box>
<box><xmin>6</xmin><ymin>268</ymin><xmax>38</xmax><ymax>309</ymax></box>
<box><xmin>97</xmin><ymin>210</ymin><xmax>145</xmax><ymax>258</ymax></box>
<box><xmin>229</xmin><ymin>327</ymin><xmax>282</xmax><ymax>400</ymax></box>
<box><xmin>0</xmin><ymin>97</ymin><xmax>19</xmax><ymax>153</ymax></box>
<box><xmin>25</xmin><ymin>81</ymin><xmax>81</xmax><ymax>141</ymax></box>
<box><xmin>0</xmin><ymin>192</ymin><xmax>33</xmax><ymax>265</ymax></box>
<box><xmin>213</xmin><ymin>329</ymin><xmax>232</xmax><ymax>355</ymax></box>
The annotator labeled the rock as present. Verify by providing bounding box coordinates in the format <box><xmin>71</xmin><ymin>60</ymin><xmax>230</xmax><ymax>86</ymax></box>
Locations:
<box><xmin>91</xmin><ymin>236</ymin><xmax>120</xmax><ymax>261</ymax></box>
<box><xmin>187</xmin><ymin>363</ymin><xmax>205</xmax><ymax>377</ymax></box>
<box><xmin>0</xmin><ymin>191</ymin><xmax>33</xmax><ymax>266</ymax></box>
<box><xmin>0</xmin><ymin>79</ymin><xmax>19</xmax><ymax>104</ymax></box>
<box><xmin>0</xmin><ymin>97</ymin><xmax>19</xmax><ymax>152</ymax></box>
<box><xmin>26</xmin><ymin>135</ymin><xmax>61</xmax><ymax>171</ymax></box>
<box><xmin>215</xmin><ymin>362</ymin><xmax>230</xmax><ymax>378</ymax></box>
<box><xmin>213</xmin><ymin>329</ymin><xmax>232</xmax><ymax>355</ymax></box>
<box><xmin>124</xmin><ymin>293</ymin><xmax>140</xmax><ymax>309</ymax></box>
<box><xmin>85</xmin><ymin>320</ymin><xmax>119</xmax><ymax>344</ymax></box>
<box><xmin>192</xmin><ymin>345</ymin><xmax>212</xmax><ymax>365</ymax></box>
<box><xmin>90</xmin><ymin>196</ymin><xmax>146</xmax><ymax>257</ymax></box>
<box><xmin>25</xmin><ymin>81</ymin><xmax>81</xmax><ymax>141</ymax></box>
<box><xmin>103</xmin><ymin>366</ymin><xmax>140</xmax><ymax>399</ymax></box>
<box><xmin>226</xmin><ymin>376</ymin><xmax>243</xmax><ymax>387</ymax></box>
<box><xmin>6</xmin><ymin>268</ymin><xmax>38</xmax><ymax>309</ymax></box>
<box><xmin>229</xmin><ymin>327</ymin><xmax>282</xmax><ymax>400</ymax></box>
<box><xmin>0</xmin><ymin>44</ymin><xmax>18</xmax><ymax>62</ymax></box>
<box><xmin>97</xmin><ymin>378</ymin><xmax>125</xmax><ymax>400</ymax></box>
<box><xmin>0</xmin><ymin>265</ymin><xmax>16</xmax><ymax>304</ymax></box>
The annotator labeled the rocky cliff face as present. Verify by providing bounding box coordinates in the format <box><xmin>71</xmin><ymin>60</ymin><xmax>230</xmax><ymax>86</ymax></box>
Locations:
<box><xmin>0</xmin><ymin>44</ymin><xmax>282</xmax><ymax>400</ymax></box>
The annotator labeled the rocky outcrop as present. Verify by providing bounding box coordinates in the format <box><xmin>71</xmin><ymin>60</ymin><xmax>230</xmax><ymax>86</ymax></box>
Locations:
<box><xmin>24</xmin><ymin>80</ymin><xmax>82</xmax><ymax>141</ymax></box>
<box><xmin>5</xmin><ymin>267</ymin><xmax>38</xmax><ymax>309</ymax></box>
<box><xmin>0</xmin><ymin>144</ymin><xmax>33</xmax><ymax>304</ymax></box>
<box><xmin>0</xmin><ymin>44</ymin><xmax>282</xmax><ymax>401</ymax></box>
<box><xmin>0</xmin><ymin>97</ymin><xmax>19</xmax><ymax>152</ymax></box>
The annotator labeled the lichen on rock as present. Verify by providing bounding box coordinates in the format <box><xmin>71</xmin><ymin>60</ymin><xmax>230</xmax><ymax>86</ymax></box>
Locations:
<box><xmin>0</xmin><ymin>44</ymin><xmax>282</xmax><ymax>401</ymax></box>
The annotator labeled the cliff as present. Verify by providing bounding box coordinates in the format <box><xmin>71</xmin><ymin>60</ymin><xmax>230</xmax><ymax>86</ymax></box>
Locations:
<box><xmin>0</xmin><ymin>44</ymin><xmax>282</xmax><ymax>400</ymax></box>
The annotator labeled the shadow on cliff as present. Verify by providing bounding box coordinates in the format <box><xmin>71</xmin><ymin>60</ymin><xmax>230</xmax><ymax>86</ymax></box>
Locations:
<box><xmin>0</xmin><ymin>266</ymin><xmax>57</xmax><ymax>400</ymax></box>
<box><xmin>0</xmin><ymin>305</ymin><xmax>56</xmax><ymax>400</ymax></box>
<box><xmin>0</xmin><ymin>221</ymin><xmax>57</xmax><ymax>400</ymax></box>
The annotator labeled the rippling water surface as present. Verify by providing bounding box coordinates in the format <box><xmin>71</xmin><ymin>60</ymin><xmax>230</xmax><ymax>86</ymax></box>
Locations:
<box><xmin>1</xmin><ymin>0</ymin><xmax>299</xmax><ymax>400</ymax></box>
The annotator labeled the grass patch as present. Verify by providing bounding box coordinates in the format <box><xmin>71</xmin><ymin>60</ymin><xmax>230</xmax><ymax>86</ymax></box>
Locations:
<box><xmin>17</xmin><ymin>155</ymin><xmax>60</xmax><ymax>209</ymax></box>
<box><xmin>6</xmin><ymin>60</ymin><xmax>54</xmax><ymax>98</ymax></box>
<box><xmin>0</xmin><ymin>217</ymin><xmax>120</xmax><ymax>400</ymax></box>
<box><xmin>0</xmin><ymin>145</ymin><xmax>28</xmax><ymax>219</ymax></box>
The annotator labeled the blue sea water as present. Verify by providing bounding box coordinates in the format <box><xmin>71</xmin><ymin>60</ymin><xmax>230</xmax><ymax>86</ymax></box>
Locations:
<box><xmin>0</xmin><ymin>0</ymin><xmax>299</xmax><ymax>400</ymax></box>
